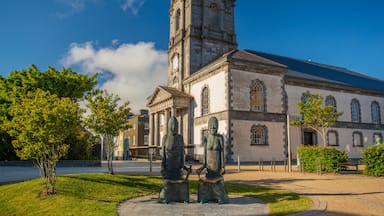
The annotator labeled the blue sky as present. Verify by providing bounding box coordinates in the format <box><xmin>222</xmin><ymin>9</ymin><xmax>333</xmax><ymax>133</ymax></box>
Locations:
<box><xmin>1</xmin><ymin>0</ymin><xmax>383</xmax><ymax>111</ymax></box>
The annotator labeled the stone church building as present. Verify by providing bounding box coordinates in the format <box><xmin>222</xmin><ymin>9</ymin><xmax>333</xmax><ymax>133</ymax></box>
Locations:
<box><xmin>147</xmin><ymin>0</ymin><xmax>384</xmax><ymax>162</ymax></box>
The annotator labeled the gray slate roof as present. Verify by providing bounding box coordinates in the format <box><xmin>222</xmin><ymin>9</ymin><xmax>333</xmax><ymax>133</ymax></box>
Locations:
<box><xmin>247</xmin><ymin>50</ymin><xmax>384</xmax><ymax>92</ymax></box>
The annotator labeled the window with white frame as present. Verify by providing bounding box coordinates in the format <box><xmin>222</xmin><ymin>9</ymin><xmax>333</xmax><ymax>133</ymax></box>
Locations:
<box><xmin>351</xmin><ymin>99</ymin><xmax>361</xmax><ymax>123</ymax></box>
<box><xmin>251</xmin><ymin>125</ymin><xmax>268</xmax><ymax>145</ymax></box>
<box><xmin>201</xmin><ymin>86</ymin><xmax>209</xmax><ymax>115</ymax></box>
<box><xmin>250</xmin><ymin>80</ymin><xmax>265</xmax><ymax>112</ymax></box>
<box><xmin>325</xmin><ymin>95</ymin><xmax>337</xmax><ymax>112</ymax></box>
<box><xmin>327</xmin><ymin>130</ymin><xmax>338</xmax><ymax>146</ymax></box>
<box><xmin>352</xmin><ymin>131</ymin><xmax>363</xmax><ymax>147</ymax></box>
<box><xmin>371</xmin><ymin>101</ymin><xmax>381</xmax><ymax>124</ymax></box>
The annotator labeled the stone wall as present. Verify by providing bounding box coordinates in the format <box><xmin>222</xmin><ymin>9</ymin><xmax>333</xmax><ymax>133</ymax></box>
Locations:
<box><xmin>286</xmin><ymin>84</ymin><xmax>384</xmax><ymax>159</ymax></box>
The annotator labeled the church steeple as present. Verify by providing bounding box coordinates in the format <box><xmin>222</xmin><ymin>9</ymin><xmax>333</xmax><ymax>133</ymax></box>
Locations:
<box><xmin>168</xmin><ymin>0</ymin><xmax>237</xmax><ymax>90</ymax></box>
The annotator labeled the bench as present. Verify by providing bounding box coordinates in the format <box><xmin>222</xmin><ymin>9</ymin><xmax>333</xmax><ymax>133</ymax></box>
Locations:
<box><xmin>339</xmin><ymin>160</ymin><xmax>361</xmax><ymax>172</ymax></box>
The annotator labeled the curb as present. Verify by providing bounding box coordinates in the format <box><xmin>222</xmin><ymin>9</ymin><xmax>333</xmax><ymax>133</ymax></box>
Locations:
<box><xmin>288</xmin><ymin>196</ymin><xmax>327</xmax><ymax>216</ymax></box>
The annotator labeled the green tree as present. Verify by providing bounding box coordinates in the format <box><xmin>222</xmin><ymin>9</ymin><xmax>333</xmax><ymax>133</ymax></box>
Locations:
<box><xmin>0</xmin><ymin>65</ymin><xmax>97</xmax><ymax>161</ymax></box>
<box><xmin>0</xmin><ymin>131</ymin><xmax>17</xmax><ymax>160</ymax></box>
<box><xmin>0</xmin><ymin>65</ymin><xmax>97</xmax><ymax>102</ymax></box>
<box><xmin>84</xmin><ymin>90</ymin><xmax>130</xmax><ymax>174</ymax></box>
<box><xmin>2</xmin><ymin>89</ymin><xmax>82</xmax><ymax>194</ymax></box>
<box><xmin>291</xmin><ymin>91</ymin><xmax>343</xmax><ymax>147</ymax></box>
<box><xmin>65</xmin><ymin>128</ymin><xmax>96</xmax><ymax>160</ymax></box>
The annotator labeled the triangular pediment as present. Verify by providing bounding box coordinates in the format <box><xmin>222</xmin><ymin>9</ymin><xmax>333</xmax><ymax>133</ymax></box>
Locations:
<box><xmin>147</xmin><ymin>86</ymin><xmax>172</xmax><ymax>107</ymax></box>
<box><xmin>147</xmin><ymin>86</ymin><xmax>192</xmax><ymax>107</ymax></box>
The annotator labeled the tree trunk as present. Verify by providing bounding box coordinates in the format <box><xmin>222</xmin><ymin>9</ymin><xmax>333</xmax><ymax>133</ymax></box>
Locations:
<box><xmin>105</xmin><ymin>135</ymin><xmax>114</xmax><ymax>174</ymax></box>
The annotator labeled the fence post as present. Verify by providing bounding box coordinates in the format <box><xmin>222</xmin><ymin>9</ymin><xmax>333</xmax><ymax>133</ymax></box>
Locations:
<box><xmin>259</xmin><ymin>158</ymin><xmax>264</xmax><ymax>171</ymax></box>
<box><xmin>300</xmin><ymin>158</ymin><xmax>305</xmax><ymax>174</ymax></box>
<box><xmin>237</xmin><ymin>155</ymin><xmax>240</xmax><ymax>173</ymax></box>
<box><xmin>316</xmin><ymin>157</ymin><xmax>322</xmax><ymax>175</ymax></box>
<box><xmin>271</xmin><ymin>158</ymin><xmax>276</xmax><ymax>172</ymax></box>
<box><xmin>149</xmin><ymin>148</ymin><xmax>153</xmax><ymax>173</ymax></box>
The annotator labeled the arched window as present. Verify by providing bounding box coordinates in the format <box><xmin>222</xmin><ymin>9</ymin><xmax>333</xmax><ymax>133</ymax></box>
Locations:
<box><xmin>371</xmin><ymin>101</ymin><xmax>381</xmax><ymax>124</ymax></box>
<box><xmin>327</xmin><ymin>130</ymin><xmax>339</xmax><ymax>146</ymax></box>
<box><xmin>325</xmin><ymin>95</ymin><xmax>337</xmax><ymax>112</ymax></box>
<box><xmin>251</xmin><ymin>125</ymin><xmax>268</xmax><ymax>145</ymax></box>
<box><xmin>352</xmin><ymin>131</ymin><xmax>363</xmax><ymax>147</ymax></box>
<box><xmin>201</xmin><ymin>86</ymin><xmax>209</xmax><ymax>115</ymax></box>
<box><xmin>351</xmin><ymin>99</ymin><xmax>361</xmax><ymax>123</ymax></box>
<box><xmin>250</xmin><ymin>80</ymin><xmax>265</xmax><ymax>112</ymax></box>
<box><xmin>175</xmin><ymin>9</ymin><xmax>181</xmax><ymax>31</ymax></box>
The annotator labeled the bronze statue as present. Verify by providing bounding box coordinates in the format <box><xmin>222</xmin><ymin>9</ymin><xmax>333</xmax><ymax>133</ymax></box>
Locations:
<box><xmin>158</xmin><ymin>116</ymin><xmax>190</xmax><ymax>203</ymax></box>
<box><xmin>197</xmin><ymin>116</ymin><xmax>228</xmax><ymax>204</ymax></box>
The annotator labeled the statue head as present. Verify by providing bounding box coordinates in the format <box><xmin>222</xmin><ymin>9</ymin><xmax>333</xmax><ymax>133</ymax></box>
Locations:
<box><xmin>168</xmin><ymin>116</ymin><xmax>178</xmax><ymax>135</ymax></box>
<box><xmin>208</xmin><ymin>116</ymin><xmax>218</xmax><ymax>135</ymax></box>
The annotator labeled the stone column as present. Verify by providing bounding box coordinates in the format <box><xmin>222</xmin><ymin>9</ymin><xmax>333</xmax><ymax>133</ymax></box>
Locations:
<box><xmin>154</xmin><ymin>112</ymin><xmax>159</xmax><ymax>146</ymax></box>
<box><xmin>149</xmin><ymin>113</ymin><xmax>154</xmax><ymax>146</ymax></box>
<box><xmin>179</xmin><ymin>109</ymin><xmax>184</xmax><ymax>135</ymax></box>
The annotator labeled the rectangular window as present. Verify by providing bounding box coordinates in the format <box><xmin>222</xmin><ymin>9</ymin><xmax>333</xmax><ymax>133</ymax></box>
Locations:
<box><xmin>327</xmin><ymin>131</ymin><xmax>338</xmax><ymax>146</ymax></box>
<box><xmin>353</xmin><ymin>132</ymin><xmax>363</xmax><ymax>147</ymax></box>
<box><xmin>144</xmin><ymin>135</ymin><xmax>149</xmax><ymax>145</ymax></box>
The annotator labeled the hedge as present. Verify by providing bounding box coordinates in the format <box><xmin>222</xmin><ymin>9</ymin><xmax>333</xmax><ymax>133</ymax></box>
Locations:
<box><xmin>362</xmin><ymin>144</ymin><xmax>384</xmax><ymax>177</ymax></box>
<box><xmin>297</xmin><ymin>145</ymin><xmax>348</xmax><ymax>173</ymax></box>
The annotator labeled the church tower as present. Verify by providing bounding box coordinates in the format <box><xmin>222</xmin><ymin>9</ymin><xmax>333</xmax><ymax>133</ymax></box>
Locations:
<box><xmin>168</xmin><ymin>0</ymin><xmax>237</xmax><ymax>90</ymax></box>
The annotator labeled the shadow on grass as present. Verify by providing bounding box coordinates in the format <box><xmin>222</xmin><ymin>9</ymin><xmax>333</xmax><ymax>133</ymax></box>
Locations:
<box><xmin>227</xmin><ymin>182</ymin><xmax>302</xmax><ymax>203</ymax></box>
<box><xmin>62</xmin><ymin>174</ymin><xmax>161</xmax><ymax>190</ymax></box>
<box><xmin>57</xmin><ymin>174</ymin><xmax>162</xmax><ymax>202</ymax></box>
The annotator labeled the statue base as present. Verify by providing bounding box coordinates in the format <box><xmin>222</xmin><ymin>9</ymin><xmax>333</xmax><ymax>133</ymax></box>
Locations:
<box><xmin>159</xmin><ymin>179</ymin><xmax>189</xmax><ymax>203</ymax></box>
<box><xmin>198</xmin><ymin>177</ymin><xmax>228</xmax><ymax>204</ymax></box>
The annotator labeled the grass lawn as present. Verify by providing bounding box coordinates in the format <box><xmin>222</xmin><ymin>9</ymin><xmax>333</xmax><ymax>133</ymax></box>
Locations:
<box><xmin>0</xmin><ymin>174</ymin><xmax>311</xmax><ymax>216</ymax></box>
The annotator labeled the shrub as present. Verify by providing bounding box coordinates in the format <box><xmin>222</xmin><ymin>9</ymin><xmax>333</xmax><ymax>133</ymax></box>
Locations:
<box><xmin>362</xmin><ymin>144</ymin><xmax>384</xmax><ymax>177</ymax></box>
<box><xmin>297</xmin><ymin>145</ymin><xmax>348</xmax><ymax>173</ymax></box>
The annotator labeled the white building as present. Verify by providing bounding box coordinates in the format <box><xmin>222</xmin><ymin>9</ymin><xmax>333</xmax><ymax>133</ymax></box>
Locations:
<box><xmin>147</xmin><ymin>0</ymin><xmax>384</xmax><ymax>162</ymax></box>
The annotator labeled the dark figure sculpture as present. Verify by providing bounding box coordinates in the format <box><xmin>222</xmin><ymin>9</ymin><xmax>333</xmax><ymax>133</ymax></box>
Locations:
<box><xmin>197</xmin><ymin>116</ymin><xmax>228</xmax><ymax>204</ymax></box>
<box><xmin>158</xmin><ymin>116</ymin><xmax>190</xmax><ymax>203</ymax></box>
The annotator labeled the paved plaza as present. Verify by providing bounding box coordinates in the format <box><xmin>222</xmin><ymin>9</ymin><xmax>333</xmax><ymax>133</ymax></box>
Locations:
<box><xmin>222</xmin><ymin>166</ymin><xmax>384</xmax><ymax>216</ymax></box>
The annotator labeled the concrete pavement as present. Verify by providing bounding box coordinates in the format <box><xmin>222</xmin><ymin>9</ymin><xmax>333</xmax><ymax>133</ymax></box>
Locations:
<box><xmin>1</xmin><ymin>161</ymin><xmax>383</xmax><ymax>215</ymax></box>
<box><xmin>222</xmin><ymin>166</ymin><xmax>384</xmax><ymax>216</ymax></box>
<box><xmin>0</xmin><ymin>160</ymin><xmax>161</xmax><ymax>184</ymax></box>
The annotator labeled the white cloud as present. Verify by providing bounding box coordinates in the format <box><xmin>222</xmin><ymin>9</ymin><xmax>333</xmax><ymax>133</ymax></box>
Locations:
<box><xmin>55</xmin><ymin>0</ymin><xmax>88</xmax><ymax>18</ymax></box>
<box><xmin>120</xmin><ymin>0</ymin><xmax>145</xmax><ymax>15</ymax></box>
<box><xmin>55</xmin><ymin>0</ymin><xmax>144</xmax><ymax>18</ymax></box>
<box><xmin>61</xmin><ymin>41</ymin><xmax>167</xmax><ymax>113</ymax></box>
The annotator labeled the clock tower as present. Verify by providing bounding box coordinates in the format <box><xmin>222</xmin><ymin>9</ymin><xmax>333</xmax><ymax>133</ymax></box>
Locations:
<box><xmin>168</xmin><ymin>0</ymin><xmax>237</xmax><ymax>90</ymax></box>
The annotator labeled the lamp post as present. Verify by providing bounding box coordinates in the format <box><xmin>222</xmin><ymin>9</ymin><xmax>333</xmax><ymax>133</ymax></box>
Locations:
<box><xmin>287</xmin><ymin>114</ymin><xmax>292</xmax><ymax>173</ymax></box>
<box><xmin>100</xmin><ymin>135</ymin><xmax>104</xmax><ymax>161</ymax></box>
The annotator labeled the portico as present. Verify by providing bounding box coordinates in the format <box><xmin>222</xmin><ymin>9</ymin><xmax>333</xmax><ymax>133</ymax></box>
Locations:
<box><xmin>147</xmin><ymin>86</ymin><xmax>192</xmax><ymax>153</ymax></box>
